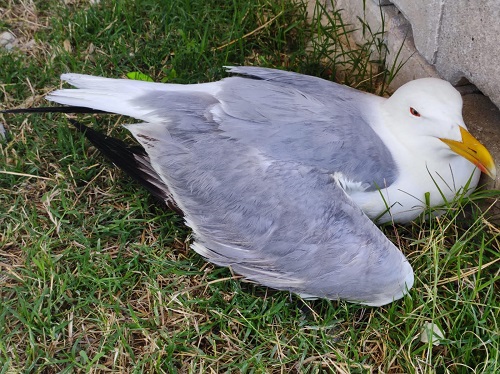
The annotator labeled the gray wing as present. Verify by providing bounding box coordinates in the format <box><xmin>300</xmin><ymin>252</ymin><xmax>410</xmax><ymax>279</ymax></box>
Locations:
<box><xmin>124</xmin><ymin>92</ymin><xmax>413</xmax><ymax>306</ymax></box>
<box><xmin>48</xmin><ymin>68</ymin><xmax>412</xmax><ymax>305</ymax></box>
<box><xmin>134</xmin><ymin>67</ymin><xmax>397</xmax><ymax>192</ymax></box>
<box><xmin>223</xmin><ymin>66</ymin><xmax>398</xmax><ymax>190</ymax></box>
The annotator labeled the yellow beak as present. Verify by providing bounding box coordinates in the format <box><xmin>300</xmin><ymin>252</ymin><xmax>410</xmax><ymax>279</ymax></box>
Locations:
<box><xmin>440</xmin><ymin>126</ymin><xmax>496</xmax><ymax>179</ymax></box>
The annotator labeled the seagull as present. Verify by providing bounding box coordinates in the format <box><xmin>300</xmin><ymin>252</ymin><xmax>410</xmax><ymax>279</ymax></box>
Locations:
<box><xmin>4</xmin><ymin>67</ymin><xmax>496</xmax><ymax>306</ymax></box>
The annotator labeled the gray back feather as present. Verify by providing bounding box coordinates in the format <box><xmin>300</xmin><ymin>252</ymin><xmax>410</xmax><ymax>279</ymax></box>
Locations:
<box><xmin>135</xmin><ymin>68</ymin><xmax>397</xmax><ymax>191</ymax></box>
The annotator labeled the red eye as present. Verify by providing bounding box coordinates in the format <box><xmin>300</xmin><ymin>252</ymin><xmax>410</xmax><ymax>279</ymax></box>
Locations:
<box><xmin>410</xmin><ymin>107</ymin><xmax>421</xmax><ymax>117</ymax></box>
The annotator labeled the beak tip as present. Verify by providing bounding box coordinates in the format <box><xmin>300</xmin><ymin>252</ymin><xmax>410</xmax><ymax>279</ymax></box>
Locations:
<box><xmin>442</xmin><ymin>127</ymin><xmax>497</xmax><ymax>181</ymax></box>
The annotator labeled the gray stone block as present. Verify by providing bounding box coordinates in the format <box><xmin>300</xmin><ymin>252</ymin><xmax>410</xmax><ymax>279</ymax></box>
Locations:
<box><xmin>435</xmin><ymin>0</ymin><xmax>500</xmax><ymax>109</ymax></box>
<box><xmin>326</xmin><ymin>0</ymin><xmax>500</xmax><ymax>109</ymax></box>
<box><xmin>462</xmin><ymin>93</ymin><xmax>500</xmax><ymax>221</ymax></box>
<box><xmin>383</xmin><ymin>5</ymin><xmax>440</xmax><ymax>90</ymax></box>
<box><xmin>462</xmin><ymin>93</ymin><xmax>500</xmax><ymax>192</ymax></box>
<box><xmin>333</xmin><ymin>0</ymin><xmax>384</xmax><ymax>47</ymax></box>
<box><xmin>332</xmin><ymin>1</ymin><xmax>439</xmax><ymax>89</ymax></box>
<box><xmin>390</xmin><ymin>0</ymin><xmax>443</xmax><ymax>63</ymax></box>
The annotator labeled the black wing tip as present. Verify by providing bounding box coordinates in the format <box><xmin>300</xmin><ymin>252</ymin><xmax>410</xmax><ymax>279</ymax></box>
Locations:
<box><xmin>69</xmin><ymin>119</ymin><xmax>182</xmax><ymax>214</ymax></box>
<box><xmin>2</xmin><ymin>107</ymin><xmax>182</xmax><ymax>214</ymax></box>
<box><xmin>1</xmin><ymin>106</ymin><xmax>109</xmax><ymax>114</ymax></box>
<box><xmin>68</xmin><ymin>118</ymin><xmax>89</xmax><ymax>133</ymax></box>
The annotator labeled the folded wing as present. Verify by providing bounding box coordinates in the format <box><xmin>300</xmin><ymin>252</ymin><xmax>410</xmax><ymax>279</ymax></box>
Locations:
<box><xmin>46</xmin><ymin>68</ymin><xmax>413</xmax><ymax>305</ymax></box>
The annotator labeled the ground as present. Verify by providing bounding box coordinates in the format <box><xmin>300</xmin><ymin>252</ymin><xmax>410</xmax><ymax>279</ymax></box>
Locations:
<box><xmin>0</xmin><ymin>0</ymin><xmax>499</xmax><ymax>372</ymax></box>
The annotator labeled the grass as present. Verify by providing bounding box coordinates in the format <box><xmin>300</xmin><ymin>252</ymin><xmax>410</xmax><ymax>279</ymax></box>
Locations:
<box><xmin>0</xmin><ymin>0</ymin><xmax>499</xmax><ymax>372</ymax></box>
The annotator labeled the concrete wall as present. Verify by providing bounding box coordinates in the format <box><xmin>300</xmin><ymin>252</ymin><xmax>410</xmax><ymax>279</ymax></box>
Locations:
<box><xmin>309</xmin><ymin>0</ymin><xmax>500</xmax><ymax>192</ymax></box>
<box><xmin>391</xmin><ymin>0</ymin><xmax>500</xmax><ymax>106</ymax></box>
<box><xmin>324</xmin><ymin>0</ymin><xmax>500</xmax><ymax>108</ymax></box>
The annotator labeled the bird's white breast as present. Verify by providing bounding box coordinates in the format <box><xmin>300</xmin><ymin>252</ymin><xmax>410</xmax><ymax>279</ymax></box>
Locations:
<box><xmin>349</xmin><ymin>150</ymin><xmax>480</xmax><ymax>223</ymax></box>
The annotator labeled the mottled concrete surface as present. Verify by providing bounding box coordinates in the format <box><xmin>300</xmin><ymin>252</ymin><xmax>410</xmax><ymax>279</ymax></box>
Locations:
<box><xmin>463</xmin><ymin>93</ymin><xmax>500</xmax><ymax>220</ymax></box>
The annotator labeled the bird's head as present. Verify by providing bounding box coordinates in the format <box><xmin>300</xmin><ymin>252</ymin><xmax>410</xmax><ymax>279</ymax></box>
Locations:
<box><xmin>383</xmin><ymin>77</ymin><xmax>496</xmax><ymax>179</ymax></box>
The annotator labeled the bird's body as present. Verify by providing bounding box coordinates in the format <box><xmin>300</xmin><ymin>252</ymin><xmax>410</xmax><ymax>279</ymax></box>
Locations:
<box><xmin>26</xmin><ymin>66</ymin><xmax>494</xmax><ymax>306</ymax></box>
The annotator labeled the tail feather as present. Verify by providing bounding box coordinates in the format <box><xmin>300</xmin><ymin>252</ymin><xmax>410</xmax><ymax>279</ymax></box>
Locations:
<box><xmin>44</xmin><ymin>73</ymin><xmax>222</xmax><ymax>121</ymax></box>
<box><xmin>47</xmin><ymin>89</ymin><xmax>151</xmax><ymax>119</ymax></box>
<box><xmin>46</xmin><ymin>74</ymin><xmax>172</xmax><ymax>119</ymax></box>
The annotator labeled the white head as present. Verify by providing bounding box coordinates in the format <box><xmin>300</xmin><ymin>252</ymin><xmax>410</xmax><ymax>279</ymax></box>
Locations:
<box><xmin>382</xmin><ymin>78</ymin><xmax>495</xmax><ymax>178</ymax></box>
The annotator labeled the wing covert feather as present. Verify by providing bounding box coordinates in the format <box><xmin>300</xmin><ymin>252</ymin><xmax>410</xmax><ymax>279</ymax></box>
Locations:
<box><xmin>132</xmin><ymin>72</ymin><xmax>397</xmax><ymax>192</ymax></box>
<box><xmin>126</xmin><ymin>120</ymin><xmax>413</xmax><ymax>306</ymax></box>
